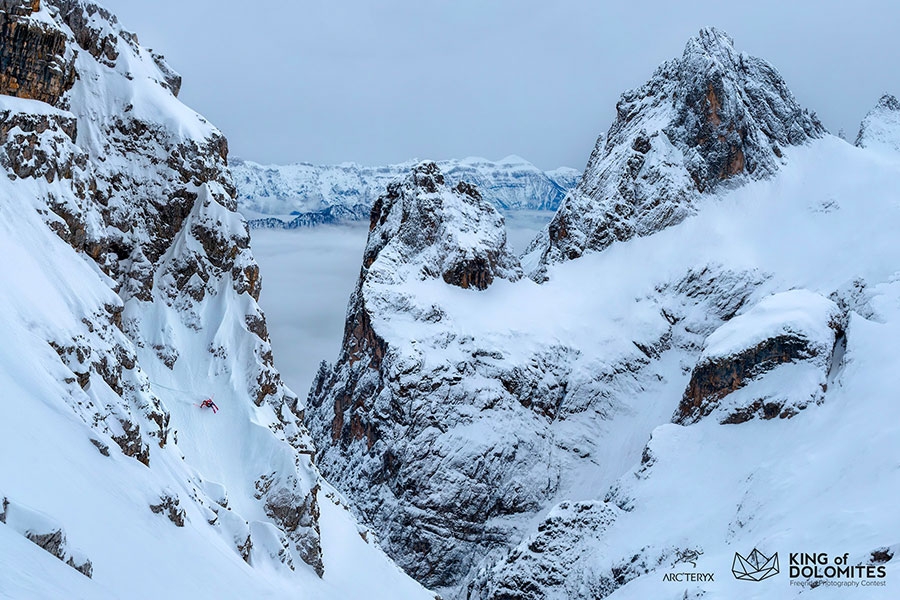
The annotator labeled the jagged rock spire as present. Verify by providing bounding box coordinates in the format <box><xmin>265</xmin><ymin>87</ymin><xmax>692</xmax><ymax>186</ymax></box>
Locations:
<box><xmin>319</xmin><ymin>160</ymin><xmax>522</xmax><ymax>447</ymax></box>
<box><xmin>307</xmin><ymin>164</ymin><xmax>526</xmax><ymax>587</ymax></box>
<box><xmin>532</xmin><ymin>27</ymin><xmax>824</xmax><ymax>275</ymax></box>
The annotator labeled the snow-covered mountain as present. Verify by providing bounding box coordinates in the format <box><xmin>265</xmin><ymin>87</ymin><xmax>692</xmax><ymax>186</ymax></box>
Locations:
<box><xmin>0</xmin><ymin>1</ymin><xmax>431</xmax><ymax>598</ymax></box>
<box><xmin>526</xmin><ymin>27</ymin><xmax>824</xmax><ymax>278</ymax></box>
<box><xmin>307</xmin><ymin>27</ymin><xmax>900</xmax><ymax>599</ymax></box>
<box><xmin>232</xmin><ymin>156</ymin><xmax>579</xmax><ymax>228</ymax></box>
<box><xmin>855</xmin><ymin>93</ymin><xmax>900</xmax><ymax>156</ymax></box>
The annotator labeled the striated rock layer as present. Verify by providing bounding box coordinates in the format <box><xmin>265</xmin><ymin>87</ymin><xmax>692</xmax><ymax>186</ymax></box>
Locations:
<box><xmin>0</xmin><ymin>0</ymin><xmax>76</xmax><ymax>104</ymax></box>
<box><xmin>674</xmin><ymin>290</ymin><xmax>846</xmax><ymax>425</ymax></box>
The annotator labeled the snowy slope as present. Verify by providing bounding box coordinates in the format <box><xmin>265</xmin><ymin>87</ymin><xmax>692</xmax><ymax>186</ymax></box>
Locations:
<box><xmin>0</xmin><ymin>1</ymin><xmax>431</xmax><ymax>598</ymax></box>
<box><xmin>232</xmin><ymin>155</ymin><xmax>579</xmax><ymax>227</ymax></box>
<box><xmin>307</xmin><ymin>29</ymin><xmax>900</xmax><ymax>600</ymax></box>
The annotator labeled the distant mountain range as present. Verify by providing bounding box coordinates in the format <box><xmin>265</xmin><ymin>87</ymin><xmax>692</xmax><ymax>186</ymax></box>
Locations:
<box><xmin>231</xmin><ymin>156</ymin><xmax>579</xmax><ymax>228</ymax></box>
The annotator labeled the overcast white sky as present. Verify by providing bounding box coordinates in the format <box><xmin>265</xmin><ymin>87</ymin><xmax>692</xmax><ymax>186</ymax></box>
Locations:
<box><xmin>101</xmin><ymin>0</ymin><xmax>897</xmax><ymax>170</ymax></box>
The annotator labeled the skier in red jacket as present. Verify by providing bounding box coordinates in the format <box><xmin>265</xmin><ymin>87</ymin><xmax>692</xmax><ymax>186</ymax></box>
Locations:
<box><xmin>200</xmin><ymin>398</ymin><xmax>218</xmax><ymax>413</ymax></box>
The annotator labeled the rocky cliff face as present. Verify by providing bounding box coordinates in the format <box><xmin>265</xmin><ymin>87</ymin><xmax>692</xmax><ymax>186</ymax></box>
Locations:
<box><xmin>0</xmin><ymin>0</ymin><xmax>76</xmax><ymax>104</ymax></box>
<box><xmin>0</xmin><ymin>0</ymin><xmax>322</xmax><ymax>578</ymax></box>
<box><xmin>855</xmin><ymin>93</ymin><xmax>900</xmax><ymax>155</ymax></box>
<box><xmin>529</xmin><ymin>28</ymin><xmax>824</xmax><ymax>276</ymax></box>
<box><xmin>310</xmin><ymin>161</ymin><xmax>523</xmax><ymax>448</ymax></box>
<box><xmin>233</xmin><ymin>155</ymin><xmax>579</xmax><ymax>228</ymax></box>
<box><xmin>305</xmin><ymin>160</ymin><xmax>711</xmax><ymax>592</ymax></box>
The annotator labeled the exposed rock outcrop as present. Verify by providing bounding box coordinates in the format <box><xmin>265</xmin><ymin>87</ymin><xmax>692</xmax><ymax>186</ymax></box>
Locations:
<box><xmin>675</xmin><ymin>290</ymin><xmax>845</xmax><ymax>424</ymax></box>
<box><xmin>52</xmin><ymin>0</ymin><xmax>126</xmax><ymax>67</ymax></box>
<box><xmin>308</xmin><ymin>164</ymin><xmax>549</xmax><ymax>587</ymax></box>
<box><xmin>149</xmin><ymin>492</ymin><xmax>186</xmax><ymax>527</ymax></box>
<box><xmin>0</xmin><ymin>1</ymin><xmax>42</xmax><ymax>17</ymax></box>
<box><xmin>317</xmin><ymin>162</ymin><xmax>523</xmax><ymax>451</ymax></box>
<box><xmin>256</xmin><ymin>474</ymin><xmax>324</xmax><ymax>576</ymax></box>
<box><xmin>362</xmin><ymin>162</ymin><xmax>522</xmax><ymax>291</ymax></box>
<box><xmin>530</xmin><ymin>27</ymin><xmax>824</xmax><ymax>276</ymax></box>
<box><xmin>1</xmin><ymin>495</ymin><xmax>93</xmax><ymax>578</ymax></box>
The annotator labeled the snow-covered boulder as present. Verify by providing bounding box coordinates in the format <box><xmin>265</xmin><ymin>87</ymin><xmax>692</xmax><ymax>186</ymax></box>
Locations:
<box><xmin>855</xmin><ymin>93</ymin><xmax>900</xmax><ymax>156</ymax></box>
<box><xmin>676</xmin><ymin>290</ymin><xmax>845</xmax><ymax>424</ymax></box>
<box><xmin>529</xmin><ymin>28</ymin><xmax>824</xmax><ymax>276</ymax></box>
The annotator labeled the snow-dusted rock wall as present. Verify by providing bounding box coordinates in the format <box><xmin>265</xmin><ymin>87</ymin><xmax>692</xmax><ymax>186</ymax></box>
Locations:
<box><xmin>0</xmin><ymin>0</ymin><xmax>76</xmax><ymax>104</ymax></box>
<box><xmin>0</xmin><ymin>0</ymin><xmax>324</xmax><ymax>575</ymax></box>
<box><xmin>1</xmin><ymin>493</ymin><xmax>93</xmax><ymax>578</ymax></box>
<box><xmin>676</xmin><ymin>290</ymin><xmax>846</xmax><ymax>425</ymax></box>
<box><xmin>308</xmin><ymin>163</ymin><xmax>559</xmax><ymax>587</ymax></box>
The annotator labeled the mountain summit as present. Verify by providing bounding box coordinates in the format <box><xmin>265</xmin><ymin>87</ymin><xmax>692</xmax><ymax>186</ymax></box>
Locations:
<box><xmin>855</xmin><ymin>93</ymin><xmax>900</xmax><ymax>155</ymax></box>
<box><xmin>363</xmin><ymin>161</ymin><xmax>522</xmax><ymax>291</ymax></box>
<box><xmin>529</xmin><ymin>27</ymin><xmax>824</xmax><ymax>275</ymax></box>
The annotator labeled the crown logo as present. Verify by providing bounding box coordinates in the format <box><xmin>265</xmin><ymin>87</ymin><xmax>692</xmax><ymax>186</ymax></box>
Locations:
<box><xmin>732</xmin><ymin>549</ymin><xmax>779</xmax><ymax>581</ymax></box>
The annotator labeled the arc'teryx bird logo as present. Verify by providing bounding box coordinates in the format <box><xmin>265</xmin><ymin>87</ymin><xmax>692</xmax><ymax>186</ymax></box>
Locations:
<box><xmin>732</xmin><ymin>549</ymin><xmax>780</xmax><ymax>581</ymax></box>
